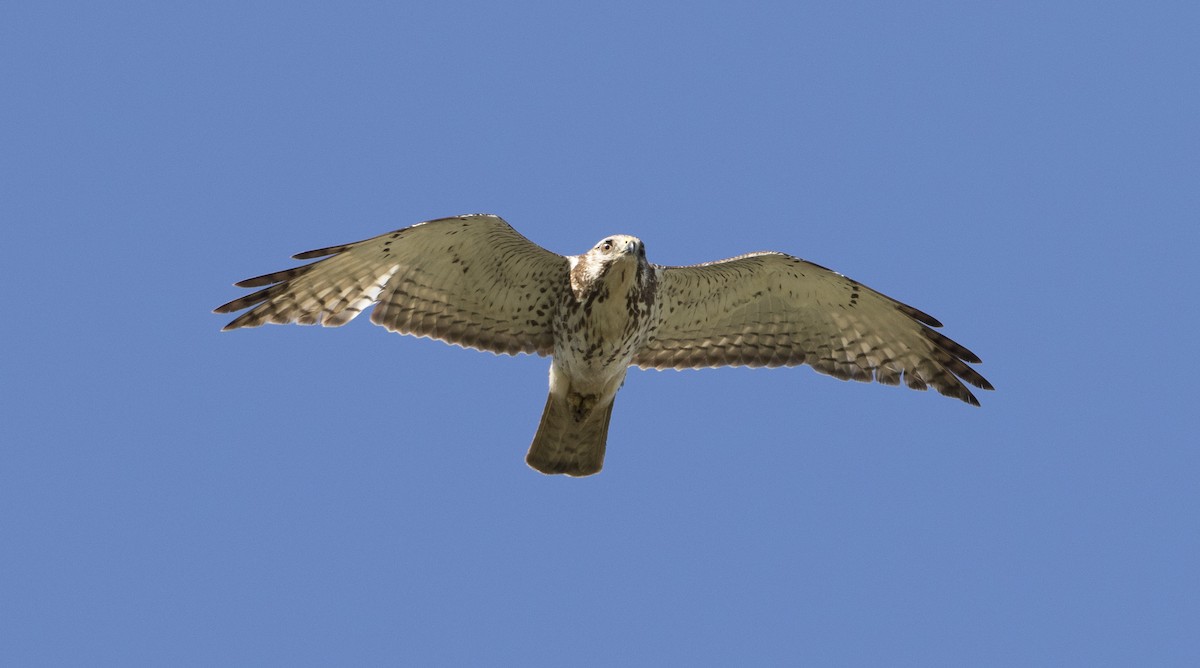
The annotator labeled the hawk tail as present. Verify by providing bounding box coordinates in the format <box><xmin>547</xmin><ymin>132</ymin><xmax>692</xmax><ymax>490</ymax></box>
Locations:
<box><xmin>526</xmin><ymin>394</ymin><xmax>613</xmax><ymax>477</ymax></box>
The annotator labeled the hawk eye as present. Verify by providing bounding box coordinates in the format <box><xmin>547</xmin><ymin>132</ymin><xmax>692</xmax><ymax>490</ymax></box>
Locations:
<box><xmin>601</xmin><ymin>239</ymin><xmax>613</xmax><ymax>251</ymax></box>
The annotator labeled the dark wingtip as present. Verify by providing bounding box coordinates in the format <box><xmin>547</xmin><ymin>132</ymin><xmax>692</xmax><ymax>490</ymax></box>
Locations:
<box><xmin>233</xmin><ymin>263</ymin><xmax>320</xmax><ymax>288</ymax></box>
<box><xmin>896</xmin><ymin>302</ymin><xmax>943</xmax><ymax>328</ymax></box>
<box><xmin>292</xmin><ymin>244</ymin><xmax>350</xmax><ymax>260</ymax></box>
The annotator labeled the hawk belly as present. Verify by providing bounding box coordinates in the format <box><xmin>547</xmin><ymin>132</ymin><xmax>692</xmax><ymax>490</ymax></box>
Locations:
<box><xmin>526</xmin><ymin>248</ymin><xmax>657</xmax><ymax>476</ymax></box>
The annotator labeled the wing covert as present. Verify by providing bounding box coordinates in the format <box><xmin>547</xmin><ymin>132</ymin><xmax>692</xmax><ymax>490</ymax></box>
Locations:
<box><xmin>635</xmin><ymin>252</ymin><xmax>993</xmax><ymax>405</ymax></box>
<box><xmin>214</xmin><ymin>214</ymin><xmax>569</xmax><ymax>356</ymax></box>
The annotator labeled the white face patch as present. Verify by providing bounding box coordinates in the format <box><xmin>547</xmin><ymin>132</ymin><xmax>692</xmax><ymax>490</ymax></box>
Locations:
<box><xmin>591</xmin><ymin>235</ymin><xmax>643</xmax><ymax>257</ymax></box>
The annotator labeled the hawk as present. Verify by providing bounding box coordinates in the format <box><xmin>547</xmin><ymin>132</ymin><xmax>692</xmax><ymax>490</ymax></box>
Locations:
<box><xmin>215</xmin><ymin>214</ymin><xmax>992</xmax><ymax>476</ymax></box>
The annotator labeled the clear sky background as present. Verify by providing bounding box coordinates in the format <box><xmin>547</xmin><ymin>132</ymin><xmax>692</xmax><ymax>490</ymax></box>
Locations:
<box><xmin>2</xmin><ymin>2</ymin><xmax>1197</xmax><ymax>665</ymax></box>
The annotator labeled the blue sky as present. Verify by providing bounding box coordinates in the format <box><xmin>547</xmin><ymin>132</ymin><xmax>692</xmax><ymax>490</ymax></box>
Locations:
<box><xmin>2</xmin><ymin>2</ymin><xmax>1197</xmax><ymax>665</ymax></box>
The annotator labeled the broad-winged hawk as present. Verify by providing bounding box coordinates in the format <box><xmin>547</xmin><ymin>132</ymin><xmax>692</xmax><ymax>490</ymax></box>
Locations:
<box><xmin>215</xmin><ymin>214</ymin><xmax>992</xmax><ymax>476</ymax></box>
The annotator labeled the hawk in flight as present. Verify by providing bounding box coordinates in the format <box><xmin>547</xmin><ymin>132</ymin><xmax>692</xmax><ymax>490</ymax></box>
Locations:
<box><xmin>215</xmin><ymin>214</ymin><xmax>992</xmax><ymax>476</ymax></box>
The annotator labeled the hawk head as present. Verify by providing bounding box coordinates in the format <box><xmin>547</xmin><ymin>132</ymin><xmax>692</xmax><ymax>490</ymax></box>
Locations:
<box><xmin>569</xmin><ymin>235</ymin><xmax>648</xmax><ymax>300</ymax></box>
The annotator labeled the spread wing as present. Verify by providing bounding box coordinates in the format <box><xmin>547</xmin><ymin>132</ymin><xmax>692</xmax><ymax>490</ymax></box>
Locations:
<box><xmin>635</xmin><ymin>252</ymin><xmax>993</xmax><ymax>405</ymax></box>
<box><xmin>214</xmin><ymin>214</ymin><xmax>569</xmax><ymax>356</ymax></box>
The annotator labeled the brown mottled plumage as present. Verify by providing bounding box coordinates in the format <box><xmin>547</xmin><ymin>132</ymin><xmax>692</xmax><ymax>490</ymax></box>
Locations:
<box><xmin>215</xmin><ymin>214</ymin><xmax>992</xmax><ymax>476</ymax></box>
